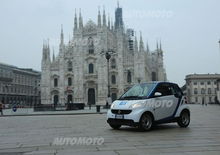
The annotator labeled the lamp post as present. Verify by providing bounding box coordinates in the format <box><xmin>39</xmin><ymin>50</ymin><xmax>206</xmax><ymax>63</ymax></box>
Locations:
<box><xmin>218</xmin><ymin>39</ymin><xmax>220</xmax><ymax>48</ymax></box>
<box><xmin>218</xmin><ymin>39</ymin><xmax>220</xmax><ymax>54</ymax></box>
<box><xmin>101</xmin><ymin>49</ymin><xmax>115</xmax><ymax>108</ymax></box>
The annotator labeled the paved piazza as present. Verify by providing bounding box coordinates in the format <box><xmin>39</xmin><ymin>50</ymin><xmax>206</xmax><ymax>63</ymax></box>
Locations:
<box><xmin>0</xmin><ymin>104</ymin><xmax>220</xmax><ymax>155</ymax></box>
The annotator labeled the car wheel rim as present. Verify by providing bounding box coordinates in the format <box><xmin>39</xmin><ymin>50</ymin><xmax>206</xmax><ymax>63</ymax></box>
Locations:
<box><xmin>142</xmin><ymin>115</ymin><xmax>152</xmax><ymax>129</ymax></box>
<box><xmin>182</xmin><ymin>113</ymin><xmax>189</xmax><ymax>125</ymax></box>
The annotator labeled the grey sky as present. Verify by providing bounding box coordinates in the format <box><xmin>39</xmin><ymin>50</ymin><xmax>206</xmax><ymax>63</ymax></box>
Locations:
<box><xmin>1</xmin><ymin>0</ymin><xmax>220</xmax><ymax>86</ymax></box>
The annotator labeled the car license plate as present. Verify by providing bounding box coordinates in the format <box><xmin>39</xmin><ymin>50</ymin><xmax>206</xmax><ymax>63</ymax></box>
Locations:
<box><xmin>115</xmin><ymin>114</ymin><xmax>124</xmax><ymax>119</ymax></box>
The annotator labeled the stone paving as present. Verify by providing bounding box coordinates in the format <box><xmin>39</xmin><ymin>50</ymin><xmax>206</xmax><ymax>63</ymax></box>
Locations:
<box><xmin>2</xmin><ymin>106</ymin><xmax>107</xmax><ymax>116</ymax></box>
<box><xmin>0</xmin><ymin>104</ymin><xmax>220</xmax><ymax>155</ymax></box>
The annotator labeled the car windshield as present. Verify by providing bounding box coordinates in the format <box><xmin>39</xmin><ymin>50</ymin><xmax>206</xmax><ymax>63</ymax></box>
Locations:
<box><xmin>119</xmin><ymin>83</ymin><xmax>157</xmax><ymax>100</ymax></box>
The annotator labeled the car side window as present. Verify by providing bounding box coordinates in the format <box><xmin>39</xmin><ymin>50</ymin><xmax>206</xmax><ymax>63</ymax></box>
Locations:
<box><xmin>154</xmin><ymin>84</ymin><xmax>174</xmax><ymax>97</ymax></box>
<box><xmin>172</xmin><ymin>84</ymin><xmax>183</xmax><ymax>97</ymax></box>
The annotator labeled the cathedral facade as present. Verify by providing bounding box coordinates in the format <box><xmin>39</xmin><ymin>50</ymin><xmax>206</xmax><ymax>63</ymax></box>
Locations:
<box><xmin>41</xmin><ymin>5</ymin><xmax>167</xmax><ymax>105</ymax></box>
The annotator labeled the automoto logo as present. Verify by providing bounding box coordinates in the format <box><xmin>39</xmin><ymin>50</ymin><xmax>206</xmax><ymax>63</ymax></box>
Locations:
<box><xmin>145</xmin><ymin>99</ymin><xmax>174</xmax><ymax>108</ymax></box>
<box><xmin>52</xmin><ymin>137</ymin><xmax>104</xmax><ymax>146</ymax></box>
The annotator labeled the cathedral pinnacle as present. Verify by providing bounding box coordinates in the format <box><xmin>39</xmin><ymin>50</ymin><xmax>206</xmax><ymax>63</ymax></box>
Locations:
<box><xmin>79</xmin><ymin>8</ymin><xmax>83</xmax><ymax>29</ymax></box>
<box><xmin>60</xmin><ymin>24</ymin><xmax>64</xmax><ymax>45</ymax></box>
<box><xmin>98</xmin><ymin>6</ymin><xmax>101</xmax><ymax>27</ymax></box>
<box><xmin>108</xmin><ymin>14</ymin><xmax>110</xmax><ymax>29</ymax></box>
<box><xmin>139</xmin><ymin>31</ymin><xmax>144</xmax><ymax>52</ymax></box>
<box><xmin>146</xmin><ymin>41</ymin><xmax>150</xmax><ymax>53</ymax></box>
<box><xmin>103</xmin><ymin>6</ymin><xmax>106</xmax><ymax>26</ymax></box>
<box><xmin>160</xmin><ymin>40</ymin><xmax>162</xmax><ymax>51</ymax></box>
<box><xmin>156</xmin><ymin>40</ymin><xmax>159</xmax><ymax>50</ymax></box>
<box><xmin>134</xmin><ymin>32</ymin><xmax>138</xmax><ymax>52</ymax></box>
<box><xmin>52</xmin><ymin>47</ymin><xmax>55</xmax><ymax>61</ymax></box>
<box><xmin>74</xmin><ymin>9</ymin><xmax>78</xmax><ymax>30</ymax></box>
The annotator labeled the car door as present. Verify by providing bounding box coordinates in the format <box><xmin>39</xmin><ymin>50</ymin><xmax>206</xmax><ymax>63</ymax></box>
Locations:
<box><xmin>152</xmin><ymin>83</ymin><xmax>179</xmax><ymax>121</ymax></box>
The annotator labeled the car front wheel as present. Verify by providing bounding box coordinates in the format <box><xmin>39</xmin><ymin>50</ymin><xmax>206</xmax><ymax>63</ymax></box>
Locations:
<box><xmin>139</xmin><ymin>113</ymin><xmax>153</xmax><ymax>131</ymax></box>
<box><xmin>177</xmin><ymin>110</ymin><xmax>190</xmax><ymax>128</ymax></box>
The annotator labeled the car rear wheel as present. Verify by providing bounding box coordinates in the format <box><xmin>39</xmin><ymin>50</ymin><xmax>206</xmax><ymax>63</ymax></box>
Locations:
<box><xmin>177</xmin><ymin>110</ymin><xmax>190</xmax><ymax>128</ymax></box>
<box><xmin>139</xmin><ymin>113</ymin><xmax>153</xmax><ymax>131</ymax></box>
<box><xmin>109</xmin><ymin>124</ymin><xmax>121</xmax><ymax>130</ymax></box>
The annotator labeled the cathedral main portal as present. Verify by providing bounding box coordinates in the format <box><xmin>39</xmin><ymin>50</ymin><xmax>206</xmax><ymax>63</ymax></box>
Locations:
<box><xmin>88</xmin><ymin>88</ymin><xmax>95</xmax><ymax>105</ymax></box>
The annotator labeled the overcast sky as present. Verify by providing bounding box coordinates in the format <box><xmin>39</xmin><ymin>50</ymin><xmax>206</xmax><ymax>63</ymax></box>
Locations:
<box><xmin>1</xmin><ymin>0</ymin><xmax>220</xmax><ymax>86</ymax></box>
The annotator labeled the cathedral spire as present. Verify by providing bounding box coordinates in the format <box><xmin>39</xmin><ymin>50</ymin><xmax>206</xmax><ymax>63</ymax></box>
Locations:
<box><xmin>139</xmin><ymin>31</ymin><xmax>144</xmax><ymax>52</ymax></box>
<box><xmin>156</xmin><ymin>40</ymin><xmax>159</xmax><ymax>50</ymax></box>
<box><xmin>79</xmin><ymin>8</ymin><xmax>83</xmax><ymax>29</ymax></box>
<box><xmin>134</xmin><ymin>32</ymin><xmax>138</xmax><ymax>52</ymax></box>
<box><xmin>47</xmin><ymin>39</ymin><xmax>51</xmax><ymax>62</ymax></box>
<box><xmin>146</xmin><ymin>41</ymin><xmax>150</xmax><ymax>53</ymax></box>
<box><xmin>103</xmin><ymin>6</ymin><xmax>106</xmax><ymax>26</ymax></box>
<box><xmin>108</xmin><ymin>14</ymin><xmax>110</xmax><ymax>29</ymax></box>
<box><xmin>42</xmin><ymin>39</ymin><xmax>47</xmax><ymax>61</ymax></box>
<box><xmin>74</xmin><ymin>9</ymin><xmax>78</xmax><ymax>30</ymax></box>
<box><xmin>52</xmin><ymin>47</ymin><xmax>55</xmax><ymax>62</ymax></box>
<box><xmin>111</xmin><ymin>18</ymin><xmax>114</xmax><ymax>30</ymax></box>
<box><xmin>60</xmin><ymin>24</ymin><xmax>64</xmax><ymax>45</ymax></box>
<box><xmin>98</xmin><ymin>6</ymin><xmax>101</xmax><ymax>27</ymax></box>
<box><xmin>160</xmin><ymin>40</ymin><xmax>162</xmax><ymax>51</ymax></box>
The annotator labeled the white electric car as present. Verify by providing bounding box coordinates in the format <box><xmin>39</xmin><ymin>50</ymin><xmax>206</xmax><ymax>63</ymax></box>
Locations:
<box><xmin>107</xmin><ymin>82</ymin><xmax>190</xmax><ymax>131</ymax></box>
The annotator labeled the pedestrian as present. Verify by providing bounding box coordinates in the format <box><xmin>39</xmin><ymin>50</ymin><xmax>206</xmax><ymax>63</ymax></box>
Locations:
<box><xmin>0</xmin><ymin>100</ymin><xmax>3</xmax><ymax>116</ymax></box>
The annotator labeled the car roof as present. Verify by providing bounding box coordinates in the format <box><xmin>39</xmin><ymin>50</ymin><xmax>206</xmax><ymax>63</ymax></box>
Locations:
<box><xmin>142</xmin><ymin>81</ymin><xmax>178</xmax><ymax>85</ymax></box>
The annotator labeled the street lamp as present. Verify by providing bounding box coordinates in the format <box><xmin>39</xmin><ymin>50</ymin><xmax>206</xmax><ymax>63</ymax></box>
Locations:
<box><xmin>101</xmin><ymin>49</ymin><xmax>115</xmax><ymax>108</ymax></box>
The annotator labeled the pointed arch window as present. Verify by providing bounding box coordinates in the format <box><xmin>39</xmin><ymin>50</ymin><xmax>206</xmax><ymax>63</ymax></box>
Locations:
<box><xmin>111</xmin><ymin>58</ymin><xmax>116</xmax><ymax>69</ymax></box>
<box><xmin>54</xmin><ymin>78</ymin><xmax>58</xmax><ymax>87</ymax></box>
<box><xmin>88</xmin><ymin>37</ymin><xmax>94</xmax><ymax>54</ymax></box>
<box><xmin>68</xmin><ymin>77</ymin><xmax>72</xmax><ymax>86</ymax></box>
<box><xmin>67</xmin><ymin>61</ymin><xmax>72</xmax><ymax>71</ymax></box>
<box><xmin>111</xmin><ymin>75</ymin><xmax>116</xmax><ymax>84</ymax></box>
<box><xmin>89</xmin><ymin>63</ymin><xmax>94</xmax><ymax>74</ymax></box>
<box><xmin>127</xmin><ymin>70</ymin><xmax>132</xmax><ymax>83</ymax></box>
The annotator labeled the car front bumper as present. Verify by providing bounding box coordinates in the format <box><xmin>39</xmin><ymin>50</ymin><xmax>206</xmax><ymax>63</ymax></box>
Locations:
<box><xmin>107</xmin><ymin>108</ymin><xmax>146</xmax><ymax>126</ymax></box>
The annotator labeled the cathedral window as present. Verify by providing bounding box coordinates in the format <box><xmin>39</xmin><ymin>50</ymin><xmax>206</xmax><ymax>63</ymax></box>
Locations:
<box><xmin>89</xmin><ymin>48</ymin><xmax>94</xmax><ymax>54</ymax></box>
<box><xmin>89</xmin><ymin>63</ymin><xmax>94</xmax><ymax>74</ymax></box>
<box><xmin>111</xmin><ymin>58</ymin><xmax>116</xmax><ymax>69</ymax></box>
<box><xmin>88</xmin><ymin>37</ymin><xmax>94</xmax><ymax>54</ymax></box>
<box><xmin>127</xmin><ymin>70</ymin><xmax>132</xmax><ymax>83</ymax></box>
<box><xmin>54</xmin><ymin>78</ymin><xmax>58</xmax><ymax>87</ymax></box>
<box><xmin>68</xmin><ymin>77</ymin><xmax>72</xmax><ymax>86</ymax></box>
<box><xmin>67</xmin><ymin>61</ymin><xmax>72</xmax><ymax>71</ymax></box>
<box><xmin>111</xmin><ymin>75</ymin><xmax>116</xmax><ymax>84</ymax></box>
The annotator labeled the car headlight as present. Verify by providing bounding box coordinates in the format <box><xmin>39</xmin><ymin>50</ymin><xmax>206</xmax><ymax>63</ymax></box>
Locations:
<box><xmin>110</xmin><ymin>103</ymin><xmax>115</xmax><ymax>109</ymax></box>
<box><xmin>129</xmin><ymin>102</ymin><xmax>145</xmax><ymax>109</ymax></box>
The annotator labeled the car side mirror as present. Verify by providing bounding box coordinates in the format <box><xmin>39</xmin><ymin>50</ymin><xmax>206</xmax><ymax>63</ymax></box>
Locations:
<box><xmin>154</xmin><ymin>92</ymin><xmax>162</xmax><ymax>97</ymax></box>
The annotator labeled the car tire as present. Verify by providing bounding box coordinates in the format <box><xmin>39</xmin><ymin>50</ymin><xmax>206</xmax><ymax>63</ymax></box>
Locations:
<box><xmin>177</xmin><ymin>110</ymin><xmax>190</xmax><ymax>128</ymax></box>
<box><xmin>109</xmin><ymin>124</ymin><xmax>121</xmax><ymax>130</ymax></box>
<box><xmin>139</xmin><ymin>113</ymin><xmax>153</xmax><ymax>131</ymax></box>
